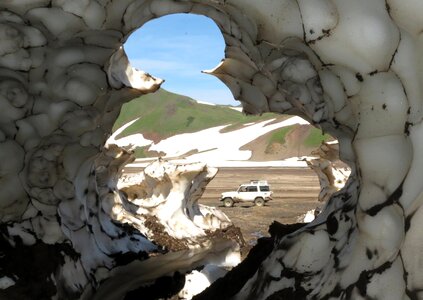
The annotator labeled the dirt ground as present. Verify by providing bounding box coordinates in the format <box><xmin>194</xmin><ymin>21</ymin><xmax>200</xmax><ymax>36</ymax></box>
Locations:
<box><xmin>199</xmin><ymin>168</ymin><xmax>320</xmax><ymax>251</ymax></box>
<box><xmin>122</xmin><ymin>166</ymin><xmax>321</xmax><ymax>255</ymax></box>
<box><xmin>199</xmin><ymin>167</ymin><xmax>321</xmax><ymax>251</ymax></box>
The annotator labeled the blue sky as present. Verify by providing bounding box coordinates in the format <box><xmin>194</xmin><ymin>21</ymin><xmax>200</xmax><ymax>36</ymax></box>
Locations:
<box><xmin>124</xmin><ymin>14</ymin><xmax>238</xmax><ymax>106</ymax></box>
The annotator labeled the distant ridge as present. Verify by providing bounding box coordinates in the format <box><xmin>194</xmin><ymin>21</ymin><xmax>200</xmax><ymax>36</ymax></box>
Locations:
<box><xmin>113</xmin><ymin>88</ymin><xmax>275</xmax><ymax>142</ymax></box>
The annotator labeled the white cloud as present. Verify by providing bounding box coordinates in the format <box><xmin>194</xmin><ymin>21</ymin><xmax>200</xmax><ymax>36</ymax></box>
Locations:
<box><xmin>130</xmin><ymin>58</ymin><xmax>199</xmax><ymax>76</ymax></box>
<box><xmin>179</xmin><ymin>88</ymin><xmax>238</xmax><ymax>106</ymax></box>
<box><xmin>128</xmin><ymin>34</ymin><xmax>223</xmax><ymax>55</ymax></box>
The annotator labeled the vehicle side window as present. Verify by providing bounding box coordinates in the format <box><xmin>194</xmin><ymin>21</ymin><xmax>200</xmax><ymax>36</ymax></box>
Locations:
<box><xmin>239</xmin><ymin>186</ymin><xmax>247</xmax><ymax>192</ymax></box>
<box><xmin>247</xmin><ymin>186</ymin><xmax>258</xmax><ymax>192</ymax></box>
<box><xmin>260</xmin><ymin>186</ymin><xmax>270</xmax><ymax>192</ymax></box>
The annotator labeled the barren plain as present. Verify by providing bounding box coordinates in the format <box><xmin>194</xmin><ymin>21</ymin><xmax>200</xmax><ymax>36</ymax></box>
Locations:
<box><xmin>199</xmin><ymin>167</ymin><xmax>321</xmax><ymax>251</ymax></box>
<box><xmin>124</xmin><ymin>166</ymin><xmax>321</xmax><ymax>253</ymax></box>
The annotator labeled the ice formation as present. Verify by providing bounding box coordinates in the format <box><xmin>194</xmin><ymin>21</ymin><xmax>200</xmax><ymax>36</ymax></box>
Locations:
<box><xmin>306</xmin><ymin>142</ymin><xmax>351</xmax><ymax>203</ymax></box>
<box><xmin>117</xmin><ymin>159</ymin><xmax>238</xmax><ymax>243</ymax></box>
<box><xmin>299</xmin><ymin>143</ymin><xmax>350</xmax><ymax>224</ymax></box>
<box><xmin>1</xmin><ymin>1</ymin><xmax>423</xmax><ymax>299</ymax></box>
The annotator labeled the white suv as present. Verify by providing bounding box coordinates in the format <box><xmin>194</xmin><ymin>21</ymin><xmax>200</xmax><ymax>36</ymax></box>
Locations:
<box><xmin>220</xmin><ymin>180</ymin><xmax>272</xmax><ymax>207</ymax></box>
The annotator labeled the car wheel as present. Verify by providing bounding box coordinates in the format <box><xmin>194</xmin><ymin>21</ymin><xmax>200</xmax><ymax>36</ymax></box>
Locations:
<box><xmin>223</xmin><ymin>198</ymin><xmax>234</xmax><ymax>207</ymax></box>
<box><xmin>254</xmin><ymin>197</ymin><xmax>264</xmax><ymax>207</ymax></box>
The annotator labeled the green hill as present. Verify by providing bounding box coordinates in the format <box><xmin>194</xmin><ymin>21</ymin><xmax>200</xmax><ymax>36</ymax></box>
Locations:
<box><xmin>112</xmin><ymin>88</ymin><xmax>333</xmax><ymax>159</ymax></box>
<box><xmin>113</xmin><ymin>88</ymin><xmax>276</xmax><ymax>142</ymax></box>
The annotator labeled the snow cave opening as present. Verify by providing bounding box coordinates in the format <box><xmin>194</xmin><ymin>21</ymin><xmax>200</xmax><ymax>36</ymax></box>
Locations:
<box><xmin>112</xmin><ymin>13</ymin><xmax>348</xmax><ymax>250</ymax></box>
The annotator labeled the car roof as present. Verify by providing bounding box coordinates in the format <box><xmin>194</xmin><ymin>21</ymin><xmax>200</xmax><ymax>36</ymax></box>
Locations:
<box><xmin>240</xmin><ymin>181</ymin><xmax>270</xmax><ymax>187</ymax></box>
<box><xmin>250</xmin><ymin>180</ymin><xmax>268</xmax><ymax>185</ymax></box>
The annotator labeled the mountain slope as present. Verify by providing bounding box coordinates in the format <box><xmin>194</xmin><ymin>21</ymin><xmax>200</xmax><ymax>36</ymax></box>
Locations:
<box><xmin>111</xmin><ymin>89</ymin><xmax>333</xmax><ymax>163</ymax></box>
<box><xmin>113</xmin><ymin>88</ymin><xmax>276</xmax><ymax>142</ymax></box>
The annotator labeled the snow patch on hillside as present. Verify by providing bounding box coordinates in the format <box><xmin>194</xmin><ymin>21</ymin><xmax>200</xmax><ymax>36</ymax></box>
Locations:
<box><xmin>196</xmin><ymin>100</ymin><xmax>216</xmax><ymax>106</ymax></box>
<box><xmin>150</xmin><ymin>116</ymin><xmax>308</xmax><ymax>164</ymax></box>
<box><xmin>128</xmin><ymin>157</ymin><xmax>312</xmax><ymax>168</ymax></box>
<box><xmin>107</xmin><ymin>118</ymin><xmax>152</xmax><ymax>150</ymax></box>
<box><xmin>108</xmin><ymin>116</ymin><xmax>310</xmax><ymax>167</ymax></box>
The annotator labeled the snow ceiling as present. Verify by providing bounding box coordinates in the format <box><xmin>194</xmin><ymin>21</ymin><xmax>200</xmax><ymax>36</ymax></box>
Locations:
<box><xmin>1</xmin><ymin>0</ymin><xmax>423</xmax><ymax>299</ymax></box>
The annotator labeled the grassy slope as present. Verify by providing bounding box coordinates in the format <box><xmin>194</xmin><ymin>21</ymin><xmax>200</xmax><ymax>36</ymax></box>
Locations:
<box><xmin>266</xmin><ymin>125</ymin><xmax>333</xmax><ymax>149</ymax></box>
<box><xmin>268</xmin><ymin>126</ymin><xmax>295</xmax><ymax>145</ymax></box>
<box><xmin>113</xmin><ymin>88</ymin><xmax>333</xmax><ymax>159</ymax></box>
<box><xmin>304</xmin><ymin>128</ymin><xmax>333</xmax><ymax>147</ymax></box>
<box><xmin>113</xmin><ymin>88</ymin><xmax>276</xmax><ymax>140</ymax></box>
